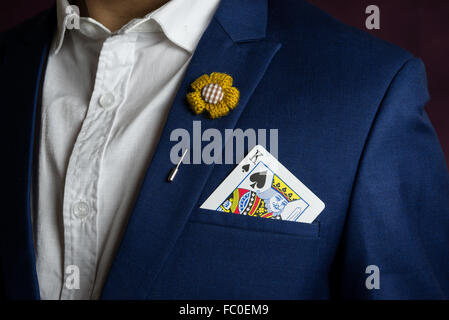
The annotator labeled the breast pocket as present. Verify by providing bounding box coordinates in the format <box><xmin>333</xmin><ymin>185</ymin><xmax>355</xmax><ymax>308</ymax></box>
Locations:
<box><xmin>149</xmin><ymin>208</ymin><xmax>322</xmax><ymax>299</ymax></box>
<box><xmin>189</xmin><ymin>208</ymin><xmax>320</xmax><ymax>238</ymax></box>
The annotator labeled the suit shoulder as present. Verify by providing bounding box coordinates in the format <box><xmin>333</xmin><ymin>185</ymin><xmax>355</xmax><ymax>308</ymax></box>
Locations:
<box><xmin>0</xmin><ymin>7</ymin><xmax>55</xmax><ymax>46</ymax></box>
<box><xmin>268</xmin><ymin>0</ymin><xmax>414</xmax><ymax>71</ymax></box>
<box><xmin>0</xmin><ymin>7</ymin><xmax>55</xmax><ymax>68</ymax></box>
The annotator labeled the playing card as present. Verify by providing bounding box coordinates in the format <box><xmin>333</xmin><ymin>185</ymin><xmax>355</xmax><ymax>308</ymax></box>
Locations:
<box><xmin>201</xmin><ymin>145</ymin><xmax>325</xmax><ymax>223</ymax></box>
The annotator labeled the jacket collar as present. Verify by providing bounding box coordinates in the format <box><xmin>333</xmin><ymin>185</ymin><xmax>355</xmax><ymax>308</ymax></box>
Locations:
<box><xmin>215</xmin><ymin>0</ymin><xmax>268</xmax><ymax>42</ymax></box>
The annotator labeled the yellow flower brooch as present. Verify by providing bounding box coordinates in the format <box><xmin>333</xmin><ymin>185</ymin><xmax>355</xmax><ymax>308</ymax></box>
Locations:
<box><xmin>187</xmin><ymin>72</ymin><xmax>240</xmax><ymax>119</ymax></box>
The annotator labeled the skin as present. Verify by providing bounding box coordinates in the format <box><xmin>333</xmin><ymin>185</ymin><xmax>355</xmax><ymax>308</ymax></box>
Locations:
<box><xmin>77</xmin><ymin>0</ymin><xmax>170</xmax><ymax>31</ymax></box>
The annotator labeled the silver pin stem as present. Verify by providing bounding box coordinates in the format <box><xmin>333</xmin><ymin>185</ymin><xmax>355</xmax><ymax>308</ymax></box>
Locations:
<box><xmin>168</xmin><ymin>148</ymin><xmax>188</xmax><ymax>182</ymax></box>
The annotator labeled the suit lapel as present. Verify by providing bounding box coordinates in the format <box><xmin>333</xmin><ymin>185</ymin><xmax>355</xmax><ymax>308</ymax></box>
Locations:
<box><xmin>102</xmin><ymin>0</ymin><xmax>281</xmax><ymax>299</ymax></box>
<box><xmin>1</xmin><ymin>8</ymin><xmax>55</xmax><ymax>299</ymax></box>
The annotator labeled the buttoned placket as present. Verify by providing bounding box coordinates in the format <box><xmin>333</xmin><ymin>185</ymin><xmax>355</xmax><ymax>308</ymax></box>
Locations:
<box><xmin>60</xmin><ymin>32</ymin><xmax>138</xmax><ymax>299</ymax></box>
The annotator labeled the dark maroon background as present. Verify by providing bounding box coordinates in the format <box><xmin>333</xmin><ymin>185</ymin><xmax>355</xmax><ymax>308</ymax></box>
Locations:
<box><xmin>1</xmin><ymin>0</ymin><xmax>448</xmax><ymax>167</ymax></box>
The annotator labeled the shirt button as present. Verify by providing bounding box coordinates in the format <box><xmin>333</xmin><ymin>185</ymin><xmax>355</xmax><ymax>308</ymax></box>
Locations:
<box><xmin>99</xmin><ymin>93</ymin><xmax>115</xmax><ymax>108</ymax></box>
<box><xmin>72</xmin><ymin>201</ymin><xmax>90</xmax><ymax>219</ymax></box>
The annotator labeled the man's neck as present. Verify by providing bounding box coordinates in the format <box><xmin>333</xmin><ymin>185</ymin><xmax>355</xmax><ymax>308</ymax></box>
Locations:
<box><xmin>77</xmin><ymin>0</ymin><xmax>170</xmax><ymax>32</ymax></box>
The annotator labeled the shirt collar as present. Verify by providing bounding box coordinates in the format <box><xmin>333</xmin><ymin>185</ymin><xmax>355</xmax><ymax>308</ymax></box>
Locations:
<box><xmin>54</xmin><ymin>0</ymin><xmax>221</xmax><ymax>54</ymax></box>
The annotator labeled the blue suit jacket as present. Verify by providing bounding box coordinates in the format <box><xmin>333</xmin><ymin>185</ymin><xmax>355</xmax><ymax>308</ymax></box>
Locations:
<box><xmin>1</xmin><ymin>0</ymin><xmax>449</xmax><ymax>299</ymax></box>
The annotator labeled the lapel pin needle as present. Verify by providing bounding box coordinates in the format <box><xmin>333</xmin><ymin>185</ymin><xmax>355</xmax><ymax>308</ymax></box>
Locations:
<box><xmin>168</xmin><ymin>148</ymin><xmax>188</xmax><ymax>182</ymax></box>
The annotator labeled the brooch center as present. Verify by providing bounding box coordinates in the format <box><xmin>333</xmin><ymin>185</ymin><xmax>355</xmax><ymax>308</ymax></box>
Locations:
<box><xmin>201</xmin><ymin>83</ymin><xmax>224</xmax><ymax>104</ymax></box>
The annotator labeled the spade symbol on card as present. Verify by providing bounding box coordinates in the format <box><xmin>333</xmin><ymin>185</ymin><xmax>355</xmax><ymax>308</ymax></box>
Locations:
<box><xmin>249</xmin><ymin>171</ymin><xmax>267</xmax><ymax>189</ymax></box>
<box><xmin>242</xmin><ymin>164</ymin><xmax>250</xmax><ymax>173</ymax></box>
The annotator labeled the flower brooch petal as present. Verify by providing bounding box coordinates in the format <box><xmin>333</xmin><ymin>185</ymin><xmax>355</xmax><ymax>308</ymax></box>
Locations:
<box><xmin>187</xmin><ymin>72</ymin><xmax>240</xmax><ymax>119</ymax></box>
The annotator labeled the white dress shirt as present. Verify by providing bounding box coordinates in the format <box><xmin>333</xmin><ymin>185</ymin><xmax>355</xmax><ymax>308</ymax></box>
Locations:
<box><xmin>32</xmin><ymin>0</ymin><xmax>220</xmax><ymax>300</ymax></box>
